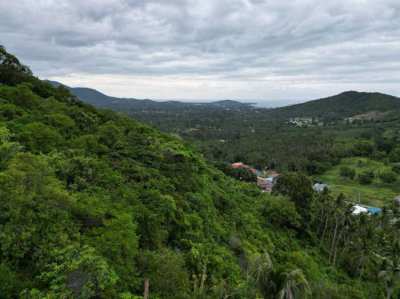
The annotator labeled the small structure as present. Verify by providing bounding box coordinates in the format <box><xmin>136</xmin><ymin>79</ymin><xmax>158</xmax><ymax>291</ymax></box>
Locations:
<box><xmin>351</xmin><ymin>204</ymin><xmax>382</xmax><ymax>216</ymax></box>
<box><xmin>352</xmin><ymin>205</ymin><xmax>368</xmax><ymax>215</ymax></box>
<box><xmin>366</xmin><ymin>206</ymin><xmax>382</xmax><ymax>215</ymax></box>
<box><xmin>257</xmin><ymin>177</ymin><xmax>273</xmax><ymax>192</ymax></box>
<box><xmin>265</xmin><ymin>170</ymin><xmax>280</xmax><ymax>179</ymax></box>
<box><xmin>231</xmin><ymin>162</ymin><xmax>246</xmax><ymax>169</ymax></box>
<box><xmin>257</xmin><ymin>171</ymin><xmax>280</xmax><ymax>192</ymax></box>
<box><xmin>313</xmin><ymin>183</ymin><xmax>328</xmax><ymax>193</ymax></box>
<box><xmin>231</xmin><ymin>162</ymin><xmax>258</xmax><ymax>175</ymax></box>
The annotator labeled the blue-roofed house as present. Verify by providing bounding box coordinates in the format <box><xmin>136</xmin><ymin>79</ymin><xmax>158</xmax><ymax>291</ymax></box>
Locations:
<box><xmin>351</xmin><ymin>204</ymin><xmax>382</xmax><ymax>216</ymax></box>
<box><xmin>366</xmin><ymin>206</ymin><xmax>382</xmax><ymax>215</ymax></box>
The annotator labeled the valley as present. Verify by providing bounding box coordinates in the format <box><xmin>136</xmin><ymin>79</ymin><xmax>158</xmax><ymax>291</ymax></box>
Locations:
<box><xmin>1</xmin><ymin>46</ymin><xmax>400</xmax><ymax>298</ymax></box>
<box><xmin>67</xmin><ymin>83</ymin><xmax>400</xmax><ymax>208</ymax></box>
<box><xmin>2</xmin><ymin>1</ymin><xmax>400</xmax><ymax>298</ymax></box>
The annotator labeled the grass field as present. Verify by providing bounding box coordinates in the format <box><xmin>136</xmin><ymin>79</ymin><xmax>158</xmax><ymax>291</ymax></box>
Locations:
<box><xmin>319</xmin><ymin>157</ymin><xmax>400</xmax><ymax>207</ymax></box>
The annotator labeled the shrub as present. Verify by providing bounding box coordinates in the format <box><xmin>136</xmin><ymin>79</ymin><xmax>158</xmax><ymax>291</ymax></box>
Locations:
<box><xmin>358</xmin><ymin>171</ymin><xmax>374</xmax><ymax>185</ymax></box>
<box><xmin>379</xmin><ymin>171</ymin><xmax>397</xmax><ymax>184</ymax></box>
<box><xmin>225</xmin><ymin>167</ymin><xmax>257</xmax><ymax>182</ymax></box>
<box><xmin>392</xmin><ymin>164</ymin><xmax>400</xmax><ymax>174</ymax></box>
<box><xmin>262</xmin><ymin>196</ymin><xmax>301</xmax><ymax>230</ymax></box>
<box><xmin>352</xmin><ymin>141</ymin><xmax>374</xmax><ymax>157</ymax></box>
<box><xmin>389</xmin><ymin>148</ymin><xmax>400</xmax><ymax>163</ymax></box>
<box><xmin>339</xmin><ymin>166</ymin><xmax>356</xmax><ymax>180</ymax></box>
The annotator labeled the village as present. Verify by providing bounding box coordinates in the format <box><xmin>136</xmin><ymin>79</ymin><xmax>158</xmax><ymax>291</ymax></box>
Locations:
<box><xmin>230</xmin><ymin>162</ymin><xmax>393</xmax><ymax>216</ymax></box>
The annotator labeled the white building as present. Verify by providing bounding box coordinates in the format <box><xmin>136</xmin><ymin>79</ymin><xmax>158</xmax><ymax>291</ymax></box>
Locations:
<box><xmin>351</xmin><ymin>205</ymin><xmax>368</xmax><ymax>215</ymax></box>
<box><xmin>313</xmin><ymin>183</ymin><xmax>328</xmax><ymax>193</ymax></box>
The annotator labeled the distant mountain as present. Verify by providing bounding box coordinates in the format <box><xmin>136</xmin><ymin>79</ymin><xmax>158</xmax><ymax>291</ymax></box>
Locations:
<box><xmin>48</xmin><ymin>79</ymin><xmax>400</xmax><ymax>124</ymax></box>
<box><xmin>270</xmin><ymin>91</ymin><xmax>400</xmax><ymax>120</ymax></box>
<box><xmin>47</xmin><ymin>81</ymin><xmax>253</xmax><ymax>111</ymax></box>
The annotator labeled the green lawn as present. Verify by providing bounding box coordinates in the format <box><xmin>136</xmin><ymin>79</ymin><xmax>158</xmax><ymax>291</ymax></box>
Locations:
<box><xmin>319</xmin><ymin>157</ymin><xmax>400</xmax><ymax>207</ymax></box>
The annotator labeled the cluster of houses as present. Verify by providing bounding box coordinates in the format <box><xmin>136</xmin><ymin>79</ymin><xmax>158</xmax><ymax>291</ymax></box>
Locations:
<box><xmin>312</xmin><ymin>181</ymin><xmax>384</xmax><ymax>216</ymax></box>
<box><xmin>288</xmin><ymin>117</ymin><xmax>324</xmax><ymax>127</ymax></box>
<box><xmin>231</xmin><ymin>162</ymin><xmax>280</xmax><ymax>192</ymax></box>
<box><xmin>230</xmin><ymin>162</ymin><xmax>398</xmax><ymax>217</ymax></box>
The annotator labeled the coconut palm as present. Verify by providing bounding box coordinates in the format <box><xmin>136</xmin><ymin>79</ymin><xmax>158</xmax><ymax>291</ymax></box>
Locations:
<box><xmin>277</xmin><ymin>269</ymin><xmax>311</xmax><ymax>299</ymax></box>
<box><xmin>378</xmin><ymin>260</ymin><xmax>400</xmax><ymax>299</ymax></box>
<box><xmin>378</xmin><ymin>240</ymin><xmax>400</xmax><ymax>299</ymax></box>
<box><xmin>247</xmin><ymin>252</ymin><xmax>275</xmax><ymax>298</ymax></box>
<box><xmin>249</xmin><ymin>252</ymin><xmax>273</xmax><ymax>283</ymax></box>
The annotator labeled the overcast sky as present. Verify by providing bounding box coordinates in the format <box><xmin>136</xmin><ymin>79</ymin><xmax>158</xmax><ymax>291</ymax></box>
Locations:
<box><xmin>1</xmin><ymin>0</ymin><xmax>400</xmax><ymax>103</ymax></box>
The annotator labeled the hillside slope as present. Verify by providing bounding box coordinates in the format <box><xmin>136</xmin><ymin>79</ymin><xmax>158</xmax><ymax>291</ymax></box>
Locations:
<box><xmin>0</xmin><ymin>47</ymin><xmax>389</xmax><ymax>298</ymax></box>
<box><xmin>271</xmin><ymin>91</ymin><xmax>400</xmax><ymax>120</ymax></box>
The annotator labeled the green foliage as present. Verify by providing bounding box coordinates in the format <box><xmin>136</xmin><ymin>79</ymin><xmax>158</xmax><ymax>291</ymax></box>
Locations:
<box><xmin>273</xmin><ymin>173</ymin><xmax>314</xmax><ymax>216</ymax></box>
<box><xmin>319</xmin><ymin>157</ymin><xmax>400</xmax><ymax>206</ymax></box>
<box><xmin>379</xmin><ymin>171</ymin><xmax>397</xmax><ymax>184</ymax></box>
<box><xmin>0</xmin><ymin>126</ymin><xmax>21</xmax><ymax>169</ymax></box>
<box><xmin>0</xmin><ymin>263</ymin><xmax>22</xmax><ymax>297</ymax></box>
<box><xmin>358</xmin><ymin>170</ymin><xmax>375</xmax><ymax>185</ymax></box>
<box><xmin>138</xmin><ymin>250</ymin><xmax>190</xmax><ymax>299</ymax></box>
<box><xmin>352</xmin><ymin>140</ymin><xmax>375</xmax><ymax>157</ymax></box>
<box><xmin>36</xmin><ymin>245</ymin><xmax>119</xmax><ymax>298</ymax></box>
<box><xmin>262</xmin><ymin>196</ymin><xmax>301</xmax><ymax>230</ymax></box>
<box><xmin>340</xmin><ymin>166</ymin><xmax>356</xmax><ymax>180</ymax></box>
<box><xmin>19</xmin><ymin>122</ymin><xmax>63</xmax><ymax>153</ymax></box>
<box><xmin>0</xmin><ymin>46</ymin><xmax>32</xmax><ymax>85</ymax></box>
<box><xmin>392</xmin><ymin>164</ymin><xmax>400</xmax><ymax>174</ymax></box>
<box><xmin>389</xmin><ymin>147</ymin><xmax>400</xmax><ymax>163</ymax></box>
<box><xmin>223</xmin><ymin>166</ymin><xmax>257</xmax><ymax>182</ymax></box>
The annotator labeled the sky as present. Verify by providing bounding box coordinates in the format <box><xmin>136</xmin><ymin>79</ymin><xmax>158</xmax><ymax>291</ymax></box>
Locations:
<box><xmin>1</xmin><ymin>0</ymin><xmax>400</xmax><ymax>104</ymax></box>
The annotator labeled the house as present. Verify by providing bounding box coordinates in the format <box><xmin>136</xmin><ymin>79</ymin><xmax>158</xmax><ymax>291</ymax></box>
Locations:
<box><xmin>266</xmin><ymin>170</ymin><xmax>280</xmax><ymax>179</ymax></box>
<box><xmin>257</xmin><ymin>177</ymin><xmax>274</xmax><ymax>192</ymax></box>
<box><xmin>352</xmin><ymin>205</ymin><xmax>368</xmax><ymax>215</ymax></box>
<box><xmin>257</xmin><ymin>171</ymin><xmax>280</xmax><ymax>192</ymax></box>
<box><xmin>351</xmin><ymin>204</ymin><xmax>382</xmax><ymax>216</ymax></box>
<box><xmin>231</xmin><ymin>162</ymin><xmax>258</xmax><ymax>175</ymax></box>
<box><xmin>366</xmin><ymin>206</ymin><xmax>382</xmax><ymax>215</ymax></box>
<box><xmin>313</xmin><ymin>183</ymin><xmax>328</xmax><ymax>193</ymax></box>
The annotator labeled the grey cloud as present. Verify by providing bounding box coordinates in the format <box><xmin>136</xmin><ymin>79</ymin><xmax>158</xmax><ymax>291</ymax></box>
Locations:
<box><xmin>0</xmin><ymin>0</ymin><xmax>399</xmax><ymax>100</ymax></box>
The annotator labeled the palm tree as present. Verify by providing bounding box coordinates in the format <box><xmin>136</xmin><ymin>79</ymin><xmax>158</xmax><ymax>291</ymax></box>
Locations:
<box><xmin>249</xmin><ymin>252</ymin><xmax>273</xmax><ymax>284</ymax></box>
<box><xmin>378</xmin><ymin>240</ymin><xmax>400</xmax><ymax>299</ymax></box>
<box><xmin>247</xmin><ymin>252</ymin><xmax>275</xmax><ymax>298</ymax></box>
<box><xmin>378</xmin><ymin>260</ymin><xmax>400</xmax><ymax>299</ymax></box>
<box><xmin>278</xmin><ymin>269</ymin><xmax>311</xmax><ymax>299</ymax></box>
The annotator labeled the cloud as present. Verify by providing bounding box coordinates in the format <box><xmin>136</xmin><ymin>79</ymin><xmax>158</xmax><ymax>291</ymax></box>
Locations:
<box><xmin>1</xmin><ymin>0</ymin><xmax>399</xmax><ymax>101</ymax></box>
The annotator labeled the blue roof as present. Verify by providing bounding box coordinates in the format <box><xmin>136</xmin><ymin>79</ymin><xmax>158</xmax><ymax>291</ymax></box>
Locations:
<box><xmin>366</xmin><ymin>207</ymin><xmax>382</xmax><ymax>215</ymax></box>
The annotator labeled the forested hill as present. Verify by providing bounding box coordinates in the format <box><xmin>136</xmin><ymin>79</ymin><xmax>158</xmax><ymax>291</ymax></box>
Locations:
<box><xmin>270</xmin><ymin>91</ymin><xmax>400</xmax><ymax>120</ymax></box>
<box><xmin>49</xmin><ymin>79</ymin><xmax>400</xmax><ymax>123</ymax></box>
<box><xmin>0</xmin><ymin>46</ymin><xmax>396</xmax><ymax>298</ymax></box>
<box><xmin>2</xmin><ymin>46</ymin><xmax>270</xmax><ymax>297</ymax></box>
<box><xmin>48</xmin><ymin>80</ymin><xmax>253</xmax><ymax>111</ymax></box>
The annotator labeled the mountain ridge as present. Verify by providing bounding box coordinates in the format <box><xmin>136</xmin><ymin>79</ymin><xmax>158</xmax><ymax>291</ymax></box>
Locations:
<box><xmin>48</xmin><ymin>80</ymin><xmax>400</xmax><ymax>120</ymax></box>
<box><xmin>47</xmin><ymin>80</ymin><xmax>254</xmax><ymax>110</ymax></box>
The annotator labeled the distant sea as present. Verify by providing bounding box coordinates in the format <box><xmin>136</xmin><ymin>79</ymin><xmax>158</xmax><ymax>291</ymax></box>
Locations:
<box><xmin>249</xmin><ymin>99</ymin><xmax>305</xmax><ymax>108</ymax></box>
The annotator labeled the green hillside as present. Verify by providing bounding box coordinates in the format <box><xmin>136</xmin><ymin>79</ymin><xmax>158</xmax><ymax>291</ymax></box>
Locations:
<box><xmin>272</xmin><ymin>91</ymin><xmax>400</xmax><ymax>121</ymax></box>
<box><xmin>319</xmin><ymin>157</ymin><xmax>400</xmax><ymax>206</ymax></box>
<box><xmin>0</xmin><ymin>46</ymin><xmax>399</xmax><ymax>299</ymax></box>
